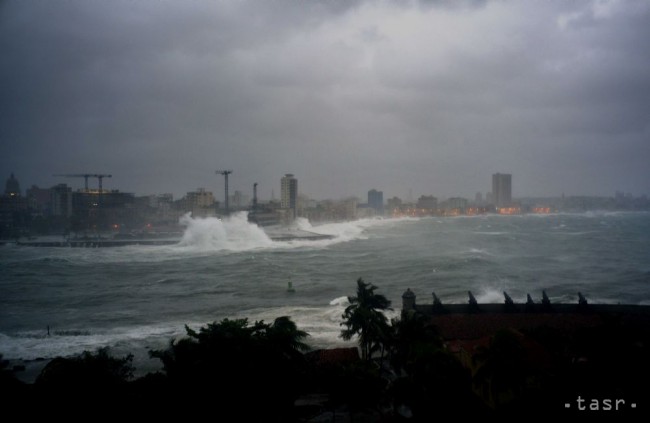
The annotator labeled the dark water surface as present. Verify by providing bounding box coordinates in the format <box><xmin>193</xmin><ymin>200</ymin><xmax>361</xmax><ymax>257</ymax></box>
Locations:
<box><xmin>1</xmin><ymin>211</ymin><xmax>649</xmax><ymax>372</ymax></box>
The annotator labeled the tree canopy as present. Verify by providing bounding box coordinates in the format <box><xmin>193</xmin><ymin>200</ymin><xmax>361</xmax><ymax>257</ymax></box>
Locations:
<box><xmin>149</xmin><ymin>316</ymin><xmax>310</xmax><ymax>420</ymax></box>
<box><xmin>340</xmin><ymin>278</ymin><xmax>392</xmax><ymax>360</ymax></box>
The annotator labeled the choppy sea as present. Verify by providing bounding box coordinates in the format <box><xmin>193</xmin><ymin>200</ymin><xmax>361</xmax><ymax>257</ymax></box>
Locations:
<box><xmin>1</xmin><ymin>211</ymin><xmax>649</xmax><ymax>375</ymax></box>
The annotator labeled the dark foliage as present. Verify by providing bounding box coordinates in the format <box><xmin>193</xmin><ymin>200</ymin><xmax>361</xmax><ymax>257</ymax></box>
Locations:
<box><xmin>389</xmin><ymin>314</ymin><xmax>481</xmax><ymax>419</ymax></box>
<box><xmin>390</xmin><ymin>311</ymin><xmax>442</xmax><ymax>373</ymax></box>
<box><xmin>340</xmin><ymin>278</ymin><xmax>392</xmax><ymax>360</ymax></box>
<box><xmin>390</xmin><ymin>349</ymin><xmax>481</xmax><ymax>420</ymax></box>
<box><xmin>29</xmin><ymin>347</ymin><xmax>134</xmax><ymax>417</ymax></box>
<box><xmin>35</xmin><ymin>347</ymin><xmax>133</xmax><ymax>389</ymax></box>
<box><xmin>149</xmin><ymin>316</ymin><xmax>310</xmax><ymax>421</ymax></box>
<box><xmin>5</xmin><ymin>279</ymin><xmax>650</xmax><ymax>420</ymax></box>
<box><xmin>0</xmin><ymin>353</ymin><xmax>25</xmax><ymax>401</ymax></box>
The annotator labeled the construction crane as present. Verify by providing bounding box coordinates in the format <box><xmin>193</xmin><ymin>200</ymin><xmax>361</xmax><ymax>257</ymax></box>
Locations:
<box><xmin>53</xmin><ymin>174</ymin><xmax>112</xmax><ymax>192</ymax></box>
<box><xmin>215</xmin><ymin>170</ymin><xmax>233</xmax><ymax>214</ymax></box>
<box><xmin>95</xmin><ymin>174</ymin><xmax>112</xmax><ymax>192</ymax></box>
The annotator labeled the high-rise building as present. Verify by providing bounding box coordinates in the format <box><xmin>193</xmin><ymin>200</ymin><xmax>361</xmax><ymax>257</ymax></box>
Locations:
<box><xmin>51</xmin><ymin>184</ymin><xmax>73</xmax><ymax>217</ymax></box>
<box><xmin>417</xmin><ymin>195</ymin><xmax>437</xmax><ymax>210</ymax></box>
<box><xmin>492</xmin><ymin>173</ymin><xmax>512</xmax><ymax>207</ymax></box>
<box><xmin>368</xmin><ymin>189</ymin><xmax>384</xmax><ymax>214</ymax></box>
<box><xmin>27</xmin><ymin>185</ymin><xmax>51</xmax><ymax>213</ymax></box>
<box><xmin>5</xmin><ymin>173</ymin><xmax>20</xmax><ymax>196</ymax></box>
<box><xmin>184</xmin><ymin>188</ymin><xmax>214</xmax><ymax>209</ymax></box>
<box><xmin>446</xmin><ymin>197</ymin><xmax>468</xmax><ymax>211</ymax></box>
<box><xmin>281</xmin><ymin>174</ymin><xmax>298</xmax><ymax>219</ymax></box>
<box><xmin>0</xmin><ymin>174</ymin><xmax>28</xmax><ymax>236</ymax></box>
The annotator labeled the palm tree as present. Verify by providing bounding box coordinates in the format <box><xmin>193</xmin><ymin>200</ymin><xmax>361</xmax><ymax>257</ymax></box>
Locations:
<box><xmin>340</xmin><ymin>278</ymin><xmax>392</xmax><ymax>361</ymax></box>
<box><xmin>266</xmin><ymin>316</ymin><xmax>310</xmax><ymax>352</ymax></box>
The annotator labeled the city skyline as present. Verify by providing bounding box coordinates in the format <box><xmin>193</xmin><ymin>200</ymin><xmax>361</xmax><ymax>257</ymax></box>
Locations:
<box><xmin>2</xmin><ymin>1</ymin><xmax>650</xmax><ymax>200</ymax></box>
<box><xmin>2</xmin><ymin>169</ymin><xmax>647</xmax><ymax>205</ymax></box>
<box><xmin>3</xmin><ymin>168</ymin><xmax>647</xmax><ymax>241</ymax></box>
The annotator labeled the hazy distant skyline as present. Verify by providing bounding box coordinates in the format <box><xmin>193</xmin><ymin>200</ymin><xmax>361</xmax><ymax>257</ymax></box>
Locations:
<box><xmin>2</xmin><ymin>0</ymin><xmax>649</xmax><ymax>201</ymax></box>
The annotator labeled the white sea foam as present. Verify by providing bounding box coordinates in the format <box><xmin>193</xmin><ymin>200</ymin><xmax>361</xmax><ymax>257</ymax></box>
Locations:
<box><xmin>294</xmin><ymin>217</ymin><xmax>399</xmax><ymax>243</ymax></box>
<box><xmin>5</xmin><ymin>215</ymin><xmax>412</xmax><ymax>264</ymax></box>
<box><xmin>240</xmin><ymin>296</ymin><xmax>399</xmax><ymax>350</ymax></box>
<box><xmin>475</xmin><ymin>288</ymin><xmax>507</xmax><ymax>304</ymax></box>
<box><xmin>237</xmin><ymin>301</ymin><xmax>353</xmax><ymax>349</ymax></box>
<box><xmin>467</xmin><ymin>248</ymin><xmax>491</xmax><ymax>255</ymax></box>
<box><xmin>177</xmin><ymin>212</ymin><xmax>274</xmax><ymax>252</ymax></box>
<box><xmin>173</xmin><ymin>213</ymin><xmax>407</xmax><ymax>253</ymax></box>
<box><xmin>0</xmin><ymin>323</ymin><xmax>185</xmax><ymax>361</ymax></box>
<box><xmin>329</xmin><ymin>296</ymin><xmax>350</xmax><ymax>306</ymax></box>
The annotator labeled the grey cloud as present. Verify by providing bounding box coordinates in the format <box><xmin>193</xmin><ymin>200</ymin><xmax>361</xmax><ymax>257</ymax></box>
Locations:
<box><xmin>1</xmin><ymin>0</ymin><xmax>649</xmax><ymax>200</ymax></box>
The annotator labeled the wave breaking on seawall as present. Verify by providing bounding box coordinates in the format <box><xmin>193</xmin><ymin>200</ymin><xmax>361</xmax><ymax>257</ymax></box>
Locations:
<box><xmin>177</xmin><ymin>212</ymin><xmax>274</xmax><ymax>252</ymax></box>
<box><xmin>175</xmin><ymin>212</ymin><xmax>401</xmax><ymax>252</ymax></box>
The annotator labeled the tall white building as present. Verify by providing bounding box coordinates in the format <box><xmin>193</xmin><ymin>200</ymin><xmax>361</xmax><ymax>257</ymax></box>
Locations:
<box><xmin>281</xmin><ymin>174</ymin><xmax>298</xmax><ymax>219</ymax></box>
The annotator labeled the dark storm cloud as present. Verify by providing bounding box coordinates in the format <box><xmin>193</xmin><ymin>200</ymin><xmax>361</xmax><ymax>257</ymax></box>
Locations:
<box><xmin>1</xmin><ymin>0</ymin><xmax>649</xmax><ymax>201</ymax></box>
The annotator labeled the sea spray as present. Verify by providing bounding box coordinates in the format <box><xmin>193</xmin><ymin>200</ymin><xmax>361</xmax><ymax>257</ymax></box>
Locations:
<box><xmin>176</xmin><ymin>213</ymin><xmax>394</xmax><ymax>252</ymax></box>
<box><xmin>178</xmin><ymin>212</ymin><xmax>273</xmax><ymax>252</ymax></box>
<box><xmin>0</xmin><ymin>323</ymin><xmax>183</xmax><ymax>362</ymax></box>
<box><xmin>299</xmin><ymin>216</ymin><xmax>414</xmax><ymax>242</ymax></box>
<box><xmin>241</xmin><ymin>296</ymin><xmax>399</xmax><ymax>350</ymax></box>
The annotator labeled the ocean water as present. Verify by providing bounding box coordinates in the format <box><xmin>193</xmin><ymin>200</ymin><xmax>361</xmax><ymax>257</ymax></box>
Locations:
<box><xmin>1</xmin><ymin>211</ymin><xmax>649</xmax><ymax>373</ymax></box>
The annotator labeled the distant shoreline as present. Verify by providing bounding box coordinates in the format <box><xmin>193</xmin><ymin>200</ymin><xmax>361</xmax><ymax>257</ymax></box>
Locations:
<box><xmin>8</xmin><ymin>229</ymin><xmax>334</xmax><ymax>247</ymax></box>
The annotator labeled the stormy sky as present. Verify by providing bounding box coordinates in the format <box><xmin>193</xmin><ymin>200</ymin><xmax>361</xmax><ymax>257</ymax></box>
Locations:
<box><xmin>1</xmin><ymin>0</ymin><xmax>649</xmax><ymax>201</ymax></box>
